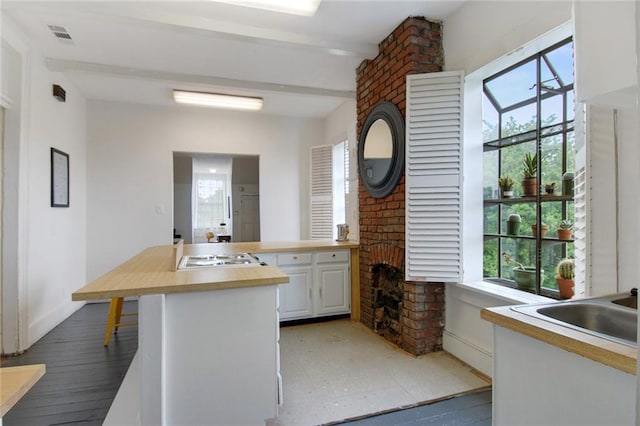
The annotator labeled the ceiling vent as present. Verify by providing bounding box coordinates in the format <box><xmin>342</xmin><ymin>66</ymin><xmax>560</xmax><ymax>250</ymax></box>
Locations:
<box><xmin>47</xmin><ymin>24</ymin><xmax>73</xmax><ymax>43</ymax></box>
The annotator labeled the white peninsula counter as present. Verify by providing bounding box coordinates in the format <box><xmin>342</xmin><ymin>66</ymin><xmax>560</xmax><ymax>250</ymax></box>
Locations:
<box><xmin>72</xmin><ymin>239</ymin><xmax>358</xmax><ymax>425</ymax></box>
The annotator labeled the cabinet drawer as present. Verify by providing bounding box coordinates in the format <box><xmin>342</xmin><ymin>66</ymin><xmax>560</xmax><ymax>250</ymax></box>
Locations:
<box><xmin>316</xmin><ymin>250</ymin><xmax>349</xmax><ymax>263</ymax></box>
<box><xmin>277</xmin><ymin>253</ymin><xmax>312</xmax><ymax>266</ymax></box>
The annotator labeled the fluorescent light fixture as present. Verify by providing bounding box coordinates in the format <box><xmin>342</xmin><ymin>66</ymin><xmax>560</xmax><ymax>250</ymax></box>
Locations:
<box><xmin>173</xmin><ymin>90</ymin><xmax>263</xmax><ymax>111</ymax></box>
<box><xmin>210</xmin><ymin>0</ymin><xmax>321</xmax><ymax>16</ymax></box>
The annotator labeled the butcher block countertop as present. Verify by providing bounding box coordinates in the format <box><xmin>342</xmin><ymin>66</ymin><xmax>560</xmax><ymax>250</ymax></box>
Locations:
<box><xmin>482</xmin><ymin>306</ymin><xmax>637</xmax><ymax>375</ymax></box>
<box><xmin>0</xmin><ymin>364</ymin><xmax>46</xmax><ymax>417</ymax></box>
<box><xmin>72</xmin><ymin>240</ymin><xmax>358</xmax><ymax>302</ymax></box>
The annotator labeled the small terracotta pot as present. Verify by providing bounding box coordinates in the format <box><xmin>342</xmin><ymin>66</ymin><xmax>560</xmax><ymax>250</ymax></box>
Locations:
<box><xmin>556</xmin><ymin>278</ymin><xmax>574</xmax><ymax>299</ymax></box>
<box><xmin>521</xmin><ymin>177</ymin><xmax>538</xmax><ymax>196</ymax></box>
<box><xmin>557</xmin><ymin>229</ymin><xmax>572</xmax><ymax>240</ymax></box>
<box><xmin>531</xmin><ymin>224</ymin><xmax>549</xmax><ymax>238</ymax></box>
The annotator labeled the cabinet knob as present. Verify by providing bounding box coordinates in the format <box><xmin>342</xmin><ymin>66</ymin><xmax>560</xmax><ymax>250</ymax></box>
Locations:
<box><xmin>332</xmin><ymin>254</ymin><xmax>336</xmax><ymax>257</ymax></box>
<box><xmin>293</xmin><ymin>256</ymin><xmax>298</xmax><ymax>260</ymax></box>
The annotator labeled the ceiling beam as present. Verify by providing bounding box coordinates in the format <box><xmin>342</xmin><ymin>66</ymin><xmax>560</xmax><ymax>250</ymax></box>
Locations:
<box><xmin>45</xmin><ymin>58</ymin><xmax>356</xmax><ymax>99</ymax></box>
<box><xmin>99</xmin><ymin>6</ymin><xmax>379</xmax><ymax>58</ymax></box>
<box><xmin>10</xmin><ymin>2</ymin><xmax>378</xmax><ymax>58</ymax></box>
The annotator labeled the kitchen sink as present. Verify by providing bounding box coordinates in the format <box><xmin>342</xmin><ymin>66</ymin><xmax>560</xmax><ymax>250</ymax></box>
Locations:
<box><xmin>612</xmin><ymin>296</ymin><xmax>637</xmax><ymax>309</ymax></box>
<box><xmin>178</xmin><ymin>253</ymin><xmax>261</xmax><ymax>270</ymax></box>
<box><xmin>512</xmin><ymin>294</ymin><xmax>637</xmax><ymax>347</ymax></box>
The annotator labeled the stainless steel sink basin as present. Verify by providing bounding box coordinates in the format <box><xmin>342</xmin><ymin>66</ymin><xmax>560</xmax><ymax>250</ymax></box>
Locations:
<box><xmin>512</xmin><ymin>294</ymin><xmax>637</xmax><ymax>347</ymax></box>
<box><xmin>612</xmin><ymin>296</ymin><xmax>637</xmax><ymax>309</ymax></box>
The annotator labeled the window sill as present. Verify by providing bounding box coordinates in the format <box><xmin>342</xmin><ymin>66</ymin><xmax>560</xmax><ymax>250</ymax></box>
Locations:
<box><xmin>453</xmin><ymin>280</ymin><xmax>554</xmax><ymax>305</ymax></box>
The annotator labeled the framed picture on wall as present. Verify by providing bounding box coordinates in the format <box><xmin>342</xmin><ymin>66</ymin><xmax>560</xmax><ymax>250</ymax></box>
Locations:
<box><xmin>51</xmin><ymin>147</ymin><xmax>69</xmax><ymax>207</ymax></box>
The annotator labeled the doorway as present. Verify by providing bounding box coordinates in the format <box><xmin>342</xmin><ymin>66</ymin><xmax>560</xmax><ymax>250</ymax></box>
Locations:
<box><xmin>173</xmin><ymin>153</ymin><xmax>260</xmax><ymax>244</ymax></box>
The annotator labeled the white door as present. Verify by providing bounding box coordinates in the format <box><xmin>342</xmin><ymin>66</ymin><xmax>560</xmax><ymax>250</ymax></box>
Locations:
<box><xmin>315</xmin><ymin>264</ymin><xmax>350</xmax><ymax>315</ymax></box>
<box><xmin>240</xmin><ymin>194</ymin><xmax>260</xmax><ymax>242</ymax></box>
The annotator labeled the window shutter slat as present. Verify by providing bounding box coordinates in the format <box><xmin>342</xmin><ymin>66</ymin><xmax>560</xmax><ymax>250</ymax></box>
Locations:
<box><xmin>405</xmin><ymin>71</ymin><xmax>464</xmax><ymax>282</ymax></box>
<box><xmin>310</xmin><ymin>145</ymin><xmax>334</xmax><ymax>239</ymax></box>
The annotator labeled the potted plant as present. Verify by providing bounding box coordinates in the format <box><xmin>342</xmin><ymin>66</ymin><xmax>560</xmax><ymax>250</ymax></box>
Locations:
<box><xmin>502</xmin><ymin>252</ymin><xmax>543</xmax><ymax>291</ymax></box>
<box><xmin>498</xmin><ymin>175</ymin><xmax>515</xmax><ymax>198</ymax></box>
<box><xmin>506</xmin><ymin>213</ymin><xmax>521</xmax><ymax>235</ymax></box>
<box><xmin>531</xmin><ymin>222</ymin><xmax>549</xmax><ymax>238</ymax></box>
<box><xmin>555</xmin><ymin>258</ymin><xmax>575</xmax><ymax>299</ymax></box>
<box><xmin>521</xmin><ymin>152</ymin><xmax>537</xmax><ymax>196</ymax></box>
<box><xmin>544</xmin><ymin>182</ymin><xmax>556</xmax><ymax>195</ymax></box>
<box><xmin>557</xmin><ymin>220</ymin><xmax>573</xmax><ymax>240</ymax></box>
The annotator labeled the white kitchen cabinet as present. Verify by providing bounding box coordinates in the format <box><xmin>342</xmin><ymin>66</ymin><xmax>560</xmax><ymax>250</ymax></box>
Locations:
<box><xmin>492</xmin><ymin>325</ymin><xmax>635</xmax><ymax>425</ymax></box>
<box><xmin>258</xmin><ymin>250</ymin><xmax>351</xmax><ymax>321</ymax></box>
<box><xmin>315</xmin><ymin>251</ymin><xmax>350</xmax><ymax>316</ymax></box>
<box><xmin>278</xmin><ymin>265</ymin><xmax>313</xmax><ymax>320</ymax></box>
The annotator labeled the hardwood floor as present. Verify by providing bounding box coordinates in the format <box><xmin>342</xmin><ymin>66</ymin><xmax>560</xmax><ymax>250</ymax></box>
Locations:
<box><xmin>1</xmin><ymin>302</ymin><xmax>490</xmax><ymax>426</ymax></box>
<box><xmin>335</xmin><ymin>390</ymin><xmax>492</xmax><ymax>426</ymax></box>
<box><xmin>0</xmin><ymin>301</ymin><xmax>138</xmax><ymax>426</ymax></box>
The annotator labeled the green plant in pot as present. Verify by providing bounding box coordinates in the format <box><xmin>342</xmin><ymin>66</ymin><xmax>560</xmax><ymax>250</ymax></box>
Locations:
<box><xmin>557</xmin><ymin>219</ymin><xmax>573</xmax><ymax>241</ymax></box>
<box><xmin>498</xmin><ymin>175</ymin><xmax>515</xmax><ymax>198</ymax></box>
<box><xmin>521</xmin><ymin>152</ymin><xmax>538</xmax><ymax>196</ymax></box>
<box><xmin>555</xmin><ymin>258</ymin><xmax>575</xmax><ymax>299</ymax></box>
<box><xmin>502</xmin><ymin>252</ymin><xmax>543</xmax><ymax>291</ymax></box>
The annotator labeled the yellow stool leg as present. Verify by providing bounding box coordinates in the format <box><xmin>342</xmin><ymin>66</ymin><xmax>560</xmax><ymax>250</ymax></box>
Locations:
<box><xmin>114</xmin><ymin>297</ymin><xmax>124</xmax><ymax>334</ymax></box>
<box><xmin>104</xmin><ymin>298</ymin><xmax>119</xmax><ymax>347</ymax></box>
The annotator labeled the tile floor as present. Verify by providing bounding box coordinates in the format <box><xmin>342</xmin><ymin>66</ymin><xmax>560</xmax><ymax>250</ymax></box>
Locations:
<box><xmin>274</xmin><ymin>320</ymin><xmax>490</xmax><ymax>426</ymax></box>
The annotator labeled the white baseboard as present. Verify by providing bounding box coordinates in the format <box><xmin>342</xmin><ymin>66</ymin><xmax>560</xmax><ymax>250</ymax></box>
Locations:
<box><xmin>443</xmin><ymin>329</ymin><xmax>493</xmax><ymax>379</ymax></box>
<box><xmin>28</xmin><ymin>301</ymin><xmax>85</xmax><ymax>348</ymax></box>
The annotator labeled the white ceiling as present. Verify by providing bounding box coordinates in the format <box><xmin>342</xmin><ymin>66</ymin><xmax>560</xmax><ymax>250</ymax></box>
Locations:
<box><xmin>2</xmin><ymin>1</ymin><xmax>466</xmax><ymax>118</ymax></box>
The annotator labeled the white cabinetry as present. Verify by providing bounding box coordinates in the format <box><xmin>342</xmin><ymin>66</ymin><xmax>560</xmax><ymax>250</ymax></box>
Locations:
<box><xmin>276</xmin><ymin>253</ymin><xmax>313</xmax><ymax>320</ymax></box>
<box><xmin>257</xmin><ymin>250</ymin><xmax>350</xmax><ymax>321</ymax></box>
<box><xmin>315</xmin><ymin>251</ymin><xmax>350</xmax><ymax>316</ymax></box>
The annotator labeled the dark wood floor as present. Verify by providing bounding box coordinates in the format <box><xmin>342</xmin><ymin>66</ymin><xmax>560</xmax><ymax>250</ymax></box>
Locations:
<box><xmin>335</xmin><ymin>390</ymin><xmax>492</xmax><ymax>426</ymax></box>
<box><xmin>0</xmin><ymin>301</ymin><xmax>138</xmax><ymax>426</ymax></box>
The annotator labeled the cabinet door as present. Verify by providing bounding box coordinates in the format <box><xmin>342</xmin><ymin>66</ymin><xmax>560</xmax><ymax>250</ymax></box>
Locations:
<box><xmin>315</xmin><ymin>263</ymin><xmax>350</xmax><ymax>316</ymax></box>
<box><xmin>278</xmin><ymin>266</ymin><xmax>313</xmax><ymax>320</ymax></box>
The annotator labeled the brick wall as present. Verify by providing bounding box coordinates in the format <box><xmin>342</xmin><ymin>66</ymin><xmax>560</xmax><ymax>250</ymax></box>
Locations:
<box><xmin>357</xmin><ymin>16</ymin><xmax>445</xmax><ymax>355</ymax></box>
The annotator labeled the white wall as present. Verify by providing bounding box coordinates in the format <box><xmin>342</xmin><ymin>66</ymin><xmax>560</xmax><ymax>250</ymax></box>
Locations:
<box><xmin>1</xmin><ymin>16</ymin><xmax>87</xmax><ymax>352</ymax></box>
<box><xmin>86</xmin><ymin>101</ymin><xmax>323</xmax><ymax>281</ymax></box>
<box><xmin>444</xmin><ymin>0</ymin><xmax>639</xmax><ymax>379</ymax></box>
<box><xmin>442</xmin><ymin>1</ymin><xmax>573</xmax><ymax>376</ymax></box>
<box><xmin>444</xmin><ymin>1</ymin><xmax>573</xmax><ymax>74</ymax></box>
<box><xmin>321</xmin><ymin>100</ymin><xmax>358</xmax><ymax>241</ymax></box>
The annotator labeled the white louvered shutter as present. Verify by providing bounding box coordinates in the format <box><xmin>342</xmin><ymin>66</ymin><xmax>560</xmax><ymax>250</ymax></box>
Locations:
<box><xmin>405</xmin><ymin>71</ymin><xmax>464</xmax><ymax>282</ymax></box>
<box><xmin>310</xmin><ymin>145</ymin><xmax>333</xmax><ymax>239</ymax></box>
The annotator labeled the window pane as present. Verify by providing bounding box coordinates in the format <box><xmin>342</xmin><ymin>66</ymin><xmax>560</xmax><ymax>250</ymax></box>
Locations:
<box><xmin>483</xmin><ymin>238</ymin><xmax>498</xmax><ymax>278</ymax></box>
<box><xmin>501</xmin><ymin>103</ymin><xmax>537</xmax><ymax>137</ymax></box>
<box><xmin>485</xmin><ymin>59</ymin><xmax>537</xmax><ymax>110</ymax></box>
<box><xmin>484</xmin><ymin>205</ymin><xmax>498</xmax><ymax>234</ymax></box>
<box><xmin>541</xmin><ymin>94</ymin><xmax>563</xmax><ymax>127</ymax></box>
<box><xmin>484</xmin><ymin>150</ymin><xmax>498</xmax><ymax>197</ymax></box>
<box><xmin>195</xmin><ymin>173</ymin><xmax>226</xmax><ymax>229</ymax></box>
<box><xmin>540</xmin><ymin>135</ymin><xmax>563</xmax><ymax>185</ymax></box>
<box><xmin>545</xmin><ymin>41</ymin><xmax>574</xmax><ymax>86</ymax></box>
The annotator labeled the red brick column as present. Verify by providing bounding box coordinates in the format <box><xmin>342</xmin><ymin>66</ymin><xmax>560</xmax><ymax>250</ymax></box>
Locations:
<box><xmin>356</xmin><ymin>17</ymin><xmax>444</xmax><ymax>355</ymax></box>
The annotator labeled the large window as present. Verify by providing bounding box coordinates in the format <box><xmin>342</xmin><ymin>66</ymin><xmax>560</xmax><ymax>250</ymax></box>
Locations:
<box><xmin>482</xmin><ymin>37</ymin><xmax>575</xmax><ymax>297</ymax></box>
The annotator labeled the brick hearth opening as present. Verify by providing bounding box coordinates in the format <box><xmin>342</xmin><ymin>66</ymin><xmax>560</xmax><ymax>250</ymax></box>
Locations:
<box><xmin>357</xmin><ymin>17</ymin><xmax>445</xmax><ymax>356</ymax></box>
